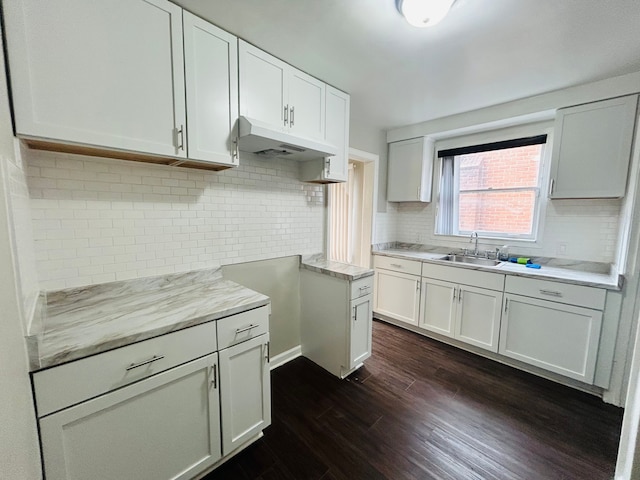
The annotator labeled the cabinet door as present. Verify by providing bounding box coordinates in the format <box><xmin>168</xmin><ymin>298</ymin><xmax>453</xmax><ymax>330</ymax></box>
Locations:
<box><xmin>183</xmin><ymin>11</ymin><xmax>238</xmax><ymax>166</ymax></box>
<box><xmin>39</xmin><ymin>354</ymin><xmax>221</xmax><ymax>480</ymax></box>
<box><xmin>288</xmin><ymin>69</ymin><xmax>325</xmax><ymax>141</ymax></box>
<box><xmin>219</xmin><ymin>334</ymin><xmax>271</xmax><ymax>455</ymax></box>
<box><xmin>387</xmin><ymin>137</ymin><xmax>433</xmax><ymax>202</ymax></box>
<box><xmin>374</xmin><ymin>270</ymin><xmax>421</xmax><ymax>325</ymax></box>
<box><xmin>499</xmin><ymin>294</ymin><xmax>602</xmax><ymax>383</ymax></box>
<box><xmin>5</xmin><ymin>0</ymin><xmax>186</xmax><ymax>158</ymax></box>
<box><xmin>455</xmin><ymin>286</ymin><xmax>503</xmax><ymax>352</ymax></box>
<box><xmin>419</xmin><ymin>278</ymin><xmax>456</xmax><ymax>337</ymax></box>
<box><xmin>324</xmin><ymin>86</ymin><xmax>350</xmax><ymax>182</ymax></box>
<box><xmin>550</xmin><ymin>95</ymin><xmax>638</xmax><ymax>198</ymax></box>
<box><xmin>239</xmin><ymin>41</ymin><xmax>287</xmax><ymax>132</ymax></box>
<box><xmin>350</xmin><ymin>294</ymin><xmax>373</xmax><ymax>370</ymax></box>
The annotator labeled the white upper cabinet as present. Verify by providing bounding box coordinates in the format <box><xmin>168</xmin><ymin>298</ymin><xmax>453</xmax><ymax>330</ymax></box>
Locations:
<box><xmin>301</xmin><ymin>86</ymin><xmax>350</xmax><ymax>183</ymax></box>
<box><xmin>387</xmin><ymin>137</ymin><xmax>434</xmax><ymax>202</ymax></box>
<box><xmin>4</xmin><ymin>0</ymin><xmax>240</xmax><ymax>169</ymax></box>
<box><xmin>239</xmin><ymin>40</ymin><xmax>325</xmax><ymax>141</ymax></box>
<box><xmin>550</xmin><ymin>95</ymin><xmax>638</xmax><ymax>199</ymax></box>
<box><xmin>5</xmin><ymin>0</ymin><xmax>187</xmax><ymax>159</ymax></box>
<box><xmin>238</xmin><ymin>41</ymin><xmax>288</xmax><ymax>132</ymax></box>
<box><xmin>288</xmin><ymin>70</ymin><xmax>325</xmax><ymax>141</ymax></box>
<box><xmin>183</xmin><ymin>11</ymin><xmax>238</xmax><ymax>167</ymax></box>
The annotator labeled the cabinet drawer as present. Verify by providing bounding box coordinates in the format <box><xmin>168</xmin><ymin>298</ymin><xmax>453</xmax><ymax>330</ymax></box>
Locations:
<box><xmin>351</xmin><ymin>276</ymin><xmax>374</xmax><ymax>299</ymax></box>
<box><xmin>421</xmin><ymin>263</ymin><xmax>505</xmax><ymax>291</ymax></box>
<box><xmin>33</xmin><ymin>321</ymin><xmax>218</xmax><ymax>418</ymax></box>
<box><xmin>373</xmin><ymin>255</ymin><xmax>421</xmax><ymax>275</ymax></box>
<box><xmin>504</xmin><ymin>276</ymin><xmax>606</xmax><ymax>310</ymax></box>
<box><xmin>217</xmin><ymin>306</ymin><xmax>270</xmax><ymax>349</ymax></box>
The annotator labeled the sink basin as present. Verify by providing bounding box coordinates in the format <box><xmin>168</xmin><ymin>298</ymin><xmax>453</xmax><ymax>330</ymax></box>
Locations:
<box><xmin>441</xmin><ymin>255</ymin><xmax>503</xmax><ymax>267</ymax></box>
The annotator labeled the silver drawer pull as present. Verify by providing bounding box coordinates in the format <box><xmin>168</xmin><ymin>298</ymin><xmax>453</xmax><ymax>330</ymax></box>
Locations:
<box><xmin>358</xmin><ymin>286</ymin><xmax>370</xmax><ymax>291</ymax></box>
<box><xmin>540</xmin><ymin>289</ymin><xmax>563</xmax><ymax>297</ymax></box>
<box><xmin>126</xmin><ymin>355</ymin><xmax>164</xmax><ymax>371</ymax></box>
<box><xmin>390</xmin><ymin>263</ymin><xmax>403</xmax><ymax>268</ymax></box>
<box><xmin>236</xmin><ymin>324</ymin><xmax>259</xmax><ymax>334</ymax></box>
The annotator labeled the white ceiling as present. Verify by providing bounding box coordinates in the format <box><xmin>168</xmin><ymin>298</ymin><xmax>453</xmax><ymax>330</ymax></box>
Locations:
<box><xmin>174</xmin><ymin>0</ymin><xmax>640</xmax><ymax>134</ymax></box>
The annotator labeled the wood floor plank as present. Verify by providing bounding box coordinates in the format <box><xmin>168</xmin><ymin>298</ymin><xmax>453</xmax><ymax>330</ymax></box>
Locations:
<box><xmin>204</xmin><ymin>320</ymin><xmax>623</xmax><ymax>480</ymax></box>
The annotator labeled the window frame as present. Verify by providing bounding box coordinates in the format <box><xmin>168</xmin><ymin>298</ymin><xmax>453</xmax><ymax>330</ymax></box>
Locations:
<box><xmin>433</xmin><ymin>124</ymin><xmax>554</xmax><ymax>245</ymax></box>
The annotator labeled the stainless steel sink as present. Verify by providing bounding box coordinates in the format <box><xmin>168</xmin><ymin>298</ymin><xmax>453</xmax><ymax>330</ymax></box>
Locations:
<box><xmin>441</xmin><ymin>255</ymin><xmax>503</xmax><ymax>267</ymax></box>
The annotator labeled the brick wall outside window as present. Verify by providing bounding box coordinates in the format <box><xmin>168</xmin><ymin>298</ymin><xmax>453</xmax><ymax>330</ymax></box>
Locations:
<box><xmin>458</xmin><ymin>144</ymin><xmax>542</xmax><ymax>235</ymax></box>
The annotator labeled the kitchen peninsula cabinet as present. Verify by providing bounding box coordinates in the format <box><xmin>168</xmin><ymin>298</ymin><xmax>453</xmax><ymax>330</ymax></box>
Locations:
<box><xmin>300</xmin><ymin>262</ymin><xmax>374</xmax><ymax>378</ymax></box>
<box><xmin>4</xmin><ymin>0</ymin><xmax>239</xmax><ymax>169</ymax></box>
<box><xmin>239</xmin><ymin>40</ymin><xmax>325</xmax><ymax>141</ymax></box>
<box><xmin>549</xmin><ymin>94</ymin><xmax>638</xmax><ymax>198</ymax></box>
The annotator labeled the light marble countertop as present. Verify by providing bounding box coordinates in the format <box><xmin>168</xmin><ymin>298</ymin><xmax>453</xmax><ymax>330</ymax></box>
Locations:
<box><xmin>373</xmin><ymin>248</ymin><xmax>622</xmax><ymax>290</ymax></box>
<box><xmin>29</xmin><ymin>268</ymin><xmax>270</xmax><ymax>371</ymax></box>
<box><xmin>301</xmin><ymin>256</ymin><xmax>374</xmax><ymax>281</ymax></box>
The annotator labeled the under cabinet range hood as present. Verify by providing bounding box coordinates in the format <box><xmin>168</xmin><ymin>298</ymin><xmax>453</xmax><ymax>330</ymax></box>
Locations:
<box><xmin>237</xmin><ymin>116</ymin><xmax>338</xmax><ymax>161</ymax></box>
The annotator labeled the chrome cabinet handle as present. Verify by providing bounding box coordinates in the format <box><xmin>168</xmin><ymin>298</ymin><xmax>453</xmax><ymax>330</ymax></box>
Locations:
<box><xmin>358</xmin><ymin>286</ymin><xmax>370</xmax><ymax>291</ymax></box>
<box><xmin>211</xmin><ymin>363</ymin><xmax>217</xmax><ymax>389</ymax></box>
<box><xmin>284</xmin><ymin>105</ymin><xmax>289</xmax><ymax>126</ymax></box>
<box><xmin>540</xmin><ymin>289</ymin><xmax>563</xmax><ymax>297</ymax></box>
<box><xmin>548</xmin><ymin>178</ymin><xmax>555</xmax><ymax>196</ymax></box>
<box><xmin>290</xmin><ymin>106</ymin><xmax>295</xmax><ymax>126</ymax></box>
<box><xmin>504</xmin><ymin>298</ymin><xmax>509</xmax><ymax>313</ymax></box>
<box><xmin>390</xmin><ymin>263</ymin><xmax>402</xmax><ymax>268</ymax></box>
<box><xmin>236</xmin><ymin>324</ymin><xmax>260</xmax><ymax>334</ymax></box>
<box><xmin>265</xmin><ymin>341</ymin><xmax>270</xmax><ymax>361</ymax></box>
<box><xmin>176</xmin><ymin>125</ymin><xmax>184</xmax><ymax>151</ymax></box>
<box><xmin>458</xmin><ymin>289</ymin><xmax>463</xmax><ymax>303</ymax></box>
<box><xmin>416</xmin><ymin>187</ymin><xmax>420</xmax><ymax>199</ymax></box>
<box><xmin>325</xmin><ymin>158</ymin><xmax>331</xmax><ymax>177</ymax></box>
<box><xmin>352</xmin><ymin>305</ymin><xmax>357</xmax><ymax>320</ymax></box>
<box><xmin>126</xmin><ymin>355</ymin><xmax>164</xmax><ymax>371</ymax></box>
<box><xmin>232</xmin><ymin>138</ymin><xmax>239</xmax><ymax>163</ymax></box>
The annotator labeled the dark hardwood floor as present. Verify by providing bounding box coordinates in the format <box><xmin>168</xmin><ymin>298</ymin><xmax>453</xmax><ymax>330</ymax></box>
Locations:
<box><xmin>204</xmin><ymin>320</ymin><xmax>624</xmax><ymax>480</ymax></box>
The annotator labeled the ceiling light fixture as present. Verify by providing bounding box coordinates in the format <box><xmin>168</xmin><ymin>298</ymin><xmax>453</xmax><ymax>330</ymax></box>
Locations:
<box><xmin>396</xmin><ymin>0</ymin><xmax>455</xmax><ymax>28</ymax></box>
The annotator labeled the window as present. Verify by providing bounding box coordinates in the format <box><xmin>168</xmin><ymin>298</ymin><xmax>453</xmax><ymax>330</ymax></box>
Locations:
<box><xmin>436</xmin><ymin>135</ymin><xmax>547</xmax><ymax>240</ymax></box>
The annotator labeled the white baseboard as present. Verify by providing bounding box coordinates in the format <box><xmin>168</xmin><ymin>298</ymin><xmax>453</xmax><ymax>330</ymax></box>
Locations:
<box><xmin>270</xmin><ymin>345</ymin><xmax>302</xmax><ymax>370</ymax></box>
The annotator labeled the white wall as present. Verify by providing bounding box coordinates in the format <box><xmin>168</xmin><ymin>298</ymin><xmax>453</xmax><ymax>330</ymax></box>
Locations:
<box><xmin>0</xmin><ymin>29</ymin><xmax>42</xmax><ymax>480</ymax></box>
<box><xmin>25</xmin><ymin>149</ymin><xmax>325</xmax><ymax>290</ymax></box>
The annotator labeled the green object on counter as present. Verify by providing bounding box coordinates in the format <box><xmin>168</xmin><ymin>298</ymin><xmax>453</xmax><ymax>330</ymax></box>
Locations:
<box><xmin>517</xmin><ymin>257</ymin><xmax>531</xmax><ymax>264</ymax></box>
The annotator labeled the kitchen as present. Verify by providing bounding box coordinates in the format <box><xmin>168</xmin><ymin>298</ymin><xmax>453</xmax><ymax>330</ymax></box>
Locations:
<box><xmin>2</xmin><ymin>0</ymin><xmax>640</xmax><ymax>479</ymax></box>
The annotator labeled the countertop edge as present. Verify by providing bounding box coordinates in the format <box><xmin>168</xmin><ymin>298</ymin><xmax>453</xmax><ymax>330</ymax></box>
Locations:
<box><xmin>33</xmin><ymin>298</ymin><xmax>271</xmax><ymax>371</ymax></box>
<box><xmin>372</xmin><ymin>250</ymin><xmax>622</xmax><ymax>291</ymax></box>
<box><xmin>300</xmin><ymin>259</ymin><xmax>374</xmax><ymax>281</ymax></box>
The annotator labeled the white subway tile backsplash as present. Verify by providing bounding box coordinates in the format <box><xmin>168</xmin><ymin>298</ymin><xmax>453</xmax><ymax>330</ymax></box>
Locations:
<box><xmin>26</xmin><ymin>149</ymin><xmax>325</xmax><ymax>289</ymax></box>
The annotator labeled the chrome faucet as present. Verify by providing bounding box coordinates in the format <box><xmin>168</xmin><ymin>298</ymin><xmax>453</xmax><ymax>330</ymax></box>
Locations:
<box><xmin>470</xmin><ymin>232</ymin><xmax>479</xmax><ymax>256</ymax></box>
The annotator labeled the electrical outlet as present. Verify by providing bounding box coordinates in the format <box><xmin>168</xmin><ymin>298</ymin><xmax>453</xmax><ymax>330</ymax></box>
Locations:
<box><xmin>557</xmin><ymin>243</ymin><xmax>567</xmax><ymax>255</ymax></box>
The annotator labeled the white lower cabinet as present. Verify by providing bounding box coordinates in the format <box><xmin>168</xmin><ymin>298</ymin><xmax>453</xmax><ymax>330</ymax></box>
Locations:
<box><xmin>219</xmin><ymin>333</ymin><xmax>271</xmax><ymax>455</ymax></box>
<box><xmin>300</xmin><ymin>269</ymin><xmax>374</xmax><ymax>378</ymax></box>
<box><xmin>40</xmin><ymin>354</ymin><xmax>221</xmax><ymax>480</ymax></box>
<box><xmin>499</xmin><ymin>294</ymin><xmax>603</xmax><ymax>383</ymax></box>
<box><xmin>419</xmin><ymin>278</ymin><xmax>456</xmax><ymax>337</ymax></box>
<box><xmin>350</xmin><ymin>294</ymin><xmax>374</xmax><ymax>369</ymax></box>
<box><xmin>374</xmin><ymin>269</ymin><xmax>421</xmax><ymax>326</ymax></box>
<box><xmin>35</xmin><ymin>306</ymin><xmax>272</xmax><ymax>480</ymax></box>
<box><xmin>419</xmin><ymin>278</ymin><xmax>502</xmax><ymax>352</ymax></box>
